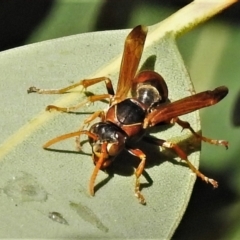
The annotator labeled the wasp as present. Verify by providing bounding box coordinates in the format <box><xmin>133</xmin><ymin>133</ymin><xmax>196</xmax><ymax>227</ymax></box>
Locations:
<box><xmin>28</xmin><ymin>25</ymin><xmax>228</xmax><ymax>204</ymax></box>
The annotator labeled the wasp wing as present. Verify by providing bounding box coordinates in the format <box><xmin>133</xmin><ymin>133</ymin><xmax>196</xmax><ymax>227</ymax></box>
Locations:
<box><xmin>144</xmin><ymin>86</ymin><xmax>228</xmax><ymax>128</ymax></box>
<box><xmin>115</xmin><ymin>25</ymin><xmax>148</xmax><ymax>101</ymax></box>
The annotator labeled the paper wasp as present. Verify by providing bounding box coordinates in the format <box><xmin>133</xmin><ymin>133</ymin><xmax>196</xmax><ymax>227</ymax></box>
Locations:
<box><xmin>28</xmin><ymin>25</ymin><xmax>228</xmax><ymax>204</ymax></box>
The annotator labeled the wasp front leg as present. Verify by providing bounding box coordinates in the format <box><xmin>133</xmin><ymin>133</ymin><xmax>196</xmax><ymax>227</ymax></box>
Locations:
<box><xmin>142</xmin><ymin>136</ymin><xmax>218</xmax><ymax>188</ymax></box>
<box><xmin>172</xmin><ymin>117</ymin><xmax>228</xmax><ymax>149</ymax></box>
<box><xmin>127</xmin><ymin>148</ymin><xmax>147</xmax><ymax>205</ymax></box>
<box><xmin>28</xmin><ymin>77</ymin><xmax>115</xmax><ymax>112</ymax></box>
<box><xmin>75</xmin><ymin>110</ymin><xmax>106</xmax><ymax>151</ymax></box>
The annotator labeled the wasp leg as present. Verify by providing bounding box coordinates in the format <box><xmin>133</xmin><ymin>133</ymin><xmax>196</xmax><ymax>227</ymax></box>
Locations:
<box><xmin>27</xmin><ymin>77</ymin><xmax>115</xmax><ymax>95</ymax></box>
<box><xmin>46</xmin><ymin>93</ymin><xmax>111</xmax><ymax>112</ymax></box>
<box><xmin>85</xmin><ymin>110</ymin><xmax>105</xmax><ymax>125</ymax></box>
<box><xmin>28</xmin><ymin>77</ymin><xmax>115</xmax><ymax>112</ymax></box>
<box><xmin>142</xmin><ymin>136</ymin><xmax>218</xmax><ymax>188</ymax></box>
<box><xmin>127</xmin><ymin>148</ymin><xmax>146</xmax><ymax>205</ymax></box>
<box><xmin>172</xmin><ymin>117</ymin><xmax>228</xmax><ymax>149</ymax></box>
<box><xmin>75</xmin><ymin>110</ymin><xmax>105</xmax><ymax>151</ymax></box>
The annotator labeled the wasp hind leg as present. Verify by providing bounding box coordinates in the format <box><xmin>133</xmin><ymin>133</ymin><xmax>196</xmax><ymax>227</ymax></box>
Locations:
<box><xmin>28</xmin><ymin>77</ymin><xmax>115</xmax><ymax>112</ymax></box>
<box><xmin>142</xmin><ymin>136</ymin><xmax>218</xmax><ymax>188</ymax></box>
<box><xmin>172</xmin><ymin>117</ymin><xmax>228</xmax><ymax>149</ymax></box>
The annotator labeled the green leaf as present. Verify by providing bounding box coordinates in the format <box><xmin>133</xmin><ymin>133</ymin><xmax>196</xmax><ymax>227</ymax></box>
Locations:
<box><xmin>0</xmin><ymin>0</ymin><xmax>236</xmax><ymax>238</ymax></box>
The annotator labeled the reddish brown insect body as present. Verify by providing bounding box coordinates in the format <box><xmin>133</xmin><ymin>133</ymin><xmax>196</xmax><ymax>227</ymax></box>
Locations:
<box><xmin>28</xmin><ymin>25</ymin><xmax>228</xmax><ymax>204</ymax></box>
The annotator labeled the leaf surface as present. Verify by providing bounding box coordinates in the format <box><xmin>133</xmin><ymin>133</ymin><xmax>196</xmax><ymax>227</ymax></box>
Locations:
<box><xmin>0</xmin><ymin>0</ymin><xmax>236</xmax><ymax>238</ymax></box>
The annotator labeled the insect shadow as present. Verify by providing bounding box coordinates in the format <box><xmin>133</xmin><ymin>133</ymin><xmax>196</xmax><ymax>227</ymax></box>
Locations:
<box><xmin>101</xmin><ymin>128</ymin><xmax>201</xmax><ymax>193</ymax></box>
<box><xmin>139</xmin><ymin>54</ymin><xmax>156</xmax><ymax>72</ymax></box>
<box><xmin>45</xmin><ymin>123</ymin><xmax>201</xmax><ymax>194</ymax></box>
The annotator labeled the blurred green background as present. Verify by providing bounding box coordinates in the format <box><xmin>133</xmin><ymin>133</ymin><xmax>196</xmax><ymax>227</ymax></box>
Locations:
<box><xmin>0</xmin><ymin>0</ymin><xmax>239</xmax><ymax>239</ymax></box>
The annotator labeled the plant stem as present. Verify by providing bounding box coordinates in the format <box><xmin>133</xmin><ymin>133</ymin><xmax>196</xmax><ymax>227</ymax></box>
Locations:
<box><xmin>152</xmin><ymin>0</ymin><xmax>238</xmax><ymax>37</ymax></box>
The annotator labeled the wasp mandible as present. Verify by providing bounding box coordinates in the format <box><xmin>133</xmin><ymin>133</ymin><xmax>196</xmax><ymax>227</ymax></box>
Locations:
<box><xmin>28</xmin><ymin>25</ymin><xmax>228</xmax><ymax>204</ymax></box>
